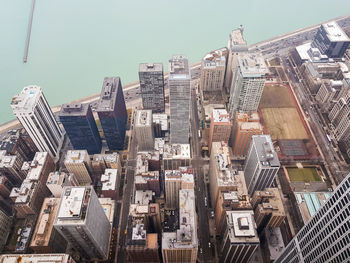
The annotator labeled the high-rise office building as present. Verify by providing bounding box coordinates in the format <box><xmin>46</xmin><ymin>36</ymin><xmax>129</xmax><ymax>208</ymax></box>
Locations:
<box><xmin>200</xmin><ymin>48</ymin><xmax>227</xmax><ymax>99</ymax></box>
<box><xmin>208</xmin><ymin>109</ymin><xmax>232</xmax><ymax>152</ymax></box>
<box><xmin>139</xmin><ymin>63</ymin><xmax>165</xmax><ymax>113</ymax></box>
<box><xmin>169</xmin><ymin>55</ymin><xmax>191</xmax><ymax>144</ymax></box>
<box><xmin>275</xmin><ymin>173</ymin><xmax>350</xmax><ymax>263</ymax></box>
<box><xmin>64</xmin><ymin>150</ymin><xmax>92</xmax><ymax>184</ymax></box>
<box><xmin>311</xmin><ymin>21</ymin><xmax>350</xmax><ymax>58</ymax></box>
<box><xmin>0</xmin><ymin>207</ymin><xmax>12</xmax><ymax>251</ymax></box>
<box><xmin>96</xmin><ymin>77</ymin><xmax>127</xmax><ymax>150</ymax></box>
<box><xmin>244</xmin><ymin>135</ymin><xmax>280</xmax><ymax>195</ymax></box>
<box><xmin>231</xmin><ymin>112</ymin><xmax>263</xmax><ymax>156</ymax></box>
<box><xmin>59</xmin><ymin>103</ymin><xmax>102</xmax><ymax>155</ymax></box>
<box><xmin>219</xmin><ymin>210</ymin><xmax>260</xmax><ymax>263</ymax></box>
<box><xmin>224</xmin><ymin>27</ymin><xmax>248</xmax><ymax>93</ymax></box>
<box><xmin>251</xmin><ymin>188</ymin><xmax>286</xmax><ymax>232</ymax></box>
<box><xmin>135</xmin><ymin>110</ymin><xmax>154</xmax><ymax>151</ymax></box>
<box><xmin>54</xmin><ymin>186</ymin><xmax>111</xmax><ymax>261</ymax></box>
<box><xmin>228</xmin><ymin>53</ymin><xmax>267</xmax><ymax>117</ymax></box>
<box><xmin>162</xmin><ymin>189</ymin><xmax>198</xmax><ymax>263</ymax></box>
<box><xmin>11</xmin><ymin>86</ymin><xmax>64</xmax><ymax>157</ymax></box>
<box><xmin>30</xmin><ymin>198</ymin><xmax>67</xmax><ymax>253</ymax></box>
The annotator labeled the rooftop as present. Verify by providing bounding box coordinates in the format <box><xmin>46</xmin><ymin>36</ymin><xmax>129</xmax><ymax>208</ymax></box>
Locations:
<box><xmin>96</xmin><ymin>77</ymin><xmax>120</xmax><ymax>112</ymax></box>
<box><xmin>226</xmin><ymin>210</ymin><xmax>259</xmax><ymax>243</ymax></box>
<box><xmin>101</xmin><ymin>169</ymin><xmax>118</xmax><ymax>191</ymax></box>
<box><xmin>163</xmin><ymin>144</ymin><xmax>191</xmax><ymax>159</ymax></box>
<box><xmin>252</xmin><ymin>135</ymin><xmax>280</xmax><ymax>168</ymax></box>
<box><xmin>0</xmin><ymin>150</ymin><xmax>17</xmax><ymax>168</ymax></box>
<box><xmin>135</xmin><ymin>171</ymin><xmax>160</xmax><ymax>184</ymax></box>
<box><xmin>162</xmin><ymin>189</ymin><xmax>197</xmax><ymax>249</ymax></box>
<box><xmin>10</xmin><ymin>180</ymin><xmax>35</xmax><ymax>204</ymax></box>
<box><xmin>99</xmin><ymin>197</ymin><xmax>115</xmax><ymax>226</ymax></box>
<box><xmin>229</xmin><ymin>28</ymin><xmax>248</xmax><ymax>52</ymax></box>
<box><xmin>30</xmin><ymin>198</ymin><xmax>60</xmax><ymax>248</ymax></box>
<box><xmin>322</xmin><ymin>21</ymin><xmax>350</xmax><ymax>42</ymax></box>
<box><xmin>253</xmin><ymin>188</ymin><xmax>285</xmax><ymax>217</ymax></box>
<box><xmin>139</xmin><ymin>63</ymin><xmax>163</xmax><ymax>72</ymax></box>
<box><xmin>238</xmin><ymin>53</ymin><xmax>268</xmax><ymax>77</ymax></box>
<box><xmin>135</xmin><ymin>190</ymin><xmax>153</xmax><ymax>205</ymax></box>
<box><xmin>64</xmin><ymin>150</ymin><xmax>88</xmax><ymax>164</ymax></box>
<box><xmin>47</xmin><ymin>171</ymin><xmax>67</xmax><ymax>186</ymax></box>
<box><xmin>26</xmin><ymin>152</ymin><xmax>49</xmax><ymax>181</ymax></box>
<box><xmin>164</xmin><ymin>167</ymin><xmax>194</xmax><ymax>184</ymax></box>
<box><xmin>169</xmin><ymin>55</ymin><xmax>190</xmax><ymax>78</ymax></box>
<box><xmin>10</xmin><ymin>86</ymin><xmax>42</xmax><ymax>113</ymax></box>
<box><xmin>59</xmin><ymin>103</ymin><xmax>89</xmax><ymax>116</ymax></box>
<box><xmin>135</xmin><ymin>110</ymin><xmax>152</xmax><ymax>127</ymax></box>
<box><xmin>212</xmin><ymin>108</ymin><xmax>230</xmax><ymax>123</ymax></box>
<box><xmin>132</xmin><ymin>223</ymin><xmax>147</xmax><ymax>241</ymax></box>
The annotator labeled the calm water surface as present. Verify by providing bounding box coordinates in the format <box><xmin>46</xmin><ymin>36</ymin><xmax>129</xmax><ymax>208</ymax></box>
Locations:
<box><xmin>1</xmin><ymin>0</ymin><xmax>350</xmax><ymax>123</ymax></box>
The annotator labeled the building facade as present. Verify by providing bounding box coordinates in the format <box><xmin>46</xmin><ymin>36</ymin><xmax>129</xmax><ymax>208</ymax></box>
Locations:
<box><xmin>244</xmin><ymin>135</ymin><xmax>280</xmax><ymax>195</ymax></box>
<box><xmin>139</xmin><ymin>63</ymin><xmax>165</xmax><ymax>113</ymax></box>
<box><xmin>169</xmin><ymin>55</ymin><xmax>191</xmax><ymax>144</ymax></box>
<box><xmin>96</xmin><ymin>77</ymin><xmax>127</xmax><ymax>150</ymax></box>
<box><xmin>275</xmin><ymin>173</ymin><xmax>350</xmax><ymax>263</ymax></box>
<box><xmin>208</xmin><ymin>109</ymin><xmax>232</xmax><ymax>152</ymax></box>
<box><xmin>0</xmin><ymin>208</ymin><xmax>12</xmax><ymax>251</ymax></box>
<box><xmin>64</xmin><ymin>150</ymin><xmax>92</xmax><ymax>184</ymax></box>
<box><xmin>11</xmin><ymin>86</ymin><xmax>63</xmax><ymax>157</ymax></box>
<box><xmin>59</xmin><ymin>103</ymin><xmax>102</xmax><ymax>155</ymax></box>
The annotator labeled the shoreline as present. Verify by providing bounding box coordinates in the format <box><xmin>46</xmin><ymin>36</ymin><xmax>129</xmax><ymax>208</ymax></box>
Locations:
<box><xmin>2</xmin><ymin>14</ymin><xmax>350</xmax><ymax>132</ymax></box>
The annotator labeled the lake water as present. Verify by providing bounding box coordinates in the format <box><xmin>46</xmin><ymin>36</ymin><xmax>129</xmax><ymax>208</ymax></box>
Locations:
<box><xmin>1</xmin><ymin>0</ymin><xmax>350</xmax><ymax>123</ymax></box>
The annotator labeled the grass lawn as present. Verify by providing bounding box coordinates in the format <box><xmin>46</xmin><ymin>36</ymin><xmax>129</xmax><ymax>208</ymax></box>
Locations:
<box><xmin>287</xmin><ymin>167</ymin><xmax>321</xmax><ymax>182</ymax></box>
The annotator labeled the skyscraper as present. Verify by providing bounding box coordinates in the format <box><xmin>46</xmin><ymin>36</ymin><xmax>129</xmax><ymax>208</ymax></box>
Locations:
<box><xmin>59</xmin><ymin>103</ymin><xmax>102</xmax><ymax>155</ymax></box>
<box><xmin>96</xmin><ymin>77</ymin><xmax>127</xmax><ymax>151</ymax></box>
<box><xmin>139</xmin><ymin>63</ymin><xmax>165</xmax><ymax>113</ymax></box>
<box><xmin>228</xmin><ymin>53</ymin><xmax>267</xmax><ymax>117</ymax></box>
<box><xmin>275</xmin><ymin>173</ymin><xmax>350</xmax><ymax>263</ymax></box>
<box><xmin>244</xmin><ymin>135</ymin><xmax>280</xmax><ymax>195</ymax></box>
<box><xmin>135</xmin><ymin>110</ymin><xmax>154</xmax><ymax>151</ymax></box>
<box><xmin>11</xmin><ymin>86</ymin><xmax>64</xmax><ymax>157</ymax></box>
<box><xmin>224</xmin><ymin>27</ymin><xmax>248</xmax><ymax>93</ymax></box>
<box><xmin>311</xmin><ymin>21</ymin><xmax>350</xmax><ymax>58</ymax></box>
<box><xmin>169</xmin><ymin>55</ymin><xmax>191</xmax><ymax>144</ymax></box>
<box><xmin>54</xmin><ymin>186</ymin><xmax>111</xmax><ymax>261</ymax></box>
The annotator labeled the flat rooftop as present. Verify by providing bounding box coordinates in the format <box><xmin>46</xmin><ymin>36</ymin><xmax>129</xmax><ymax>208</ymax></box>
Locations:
<box><xmin>0</xmin><ymin>150</ymin><xmax>16</xmax><ymax>168</ymax></box>
<box><xmin>252</xmin><ymin>135</ymin><xmax>280</xmax><ymax>168</ymax></box>
<box><xmin>47</xmin><ymin>171</ymin><xmax>66</xmax><ymax>186</ymax></box>
<box><xmin>230</xmin><ymin>28</ymin><xmax>247</xmax><ymax>46</ymax></box>
<box><xmin>96</xmin><ymin>77</ymin><xmax>120</xmax><ymax>112</ymax></box>
<box><xmin>238</xmin><ymin>53</ymin><xmax>268</xmax><ymax>77</ymax></box>
<box><xmin>135</xmin><ymin>171</ymin><xmax>159</xmax><ymax>184</ymax></box>
<box><xmin>99</xmin><ymin>197</ymin><xmax>115</xmax><ymax>226</ymax></box>
<box><xmin>322</xmin><ymin>21</ymin><xmax>350</xmax><ymax>42</ymax></box>
<box><xmin>59</xmin><ymin>103</ymin><xmax>90</xmax><ymax>116</ymax></box>
<box><xmin>10</xmin><ymin>86</ymin><xmax>42</xmax><ymax>113</ymax></box>
<box><xmin>162</xmin><ymin>189</ymin><xmax>197</xmax><ymax>249</ymax></box>
<box><xmin>212</xmin><ymin>108</ymin><xmax>230</xmax><ymax>123</ymax></box>
<box><xmin>26</xmin><ymin>152</ymin><xmax>49</xmax><ymax>181</ymax></box>
<box><xmin>135</xmin><ymin>190</ymin><xmax>153</xmax><ymax>205</ymax></box>
<box><xmin>253</xmin><ymin>188</ymin><xmax>285</xmax><ymax>217</ymax></box>
<box><xmin>226</xmin><ymin>210</ymin><xmax>259</xmax><ymax>244</ymax></box>
<box><xmin>10</xmin><ymin>180</ymin><xmax>35</xmax><ymax>204</ymax></box>
<box><xmin>169</xmin><ymin>55</ymin><xmax>190</xmax><ymax>77</ymax></box>
<box><xmin>163</xmin><ymin>144</ymin><xmax>191</xmax><ymax>159</ymax></box>
<box><xmin>30</xmin><ymin>198</ymin><xmax>60</xmax><ymax>248</ymax></box>
<box><xmin>64</xmin><ymin>150</ymin><xmax>88</xmax><ymax>164</ymax></box>
<box><xmin>101</xmin><ymin>169</ymin><xmax>118</xmax><ymax>191</ymax></box>
<box><xmin>135</xmin><ymin>110</ymin><xmax>152</xmax><ymax>127</ymax></box>
<box><xmin>152</xmin><ymin>114</ymin><xmax>168</xmax><ymax>130</ymax></box>
<box><xmin>139</xmin><ymin>63</ymin><xmax>163</xmax><ymax>72</ymax></box>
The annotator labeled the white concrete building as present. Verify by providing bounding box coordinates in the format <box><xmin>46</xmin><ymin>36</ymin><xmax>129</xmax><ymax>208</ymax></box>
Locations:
<box><xmin>11</xmin><ymin>86</ymin><xmax>64</xmax><ymax>158</ymax></box>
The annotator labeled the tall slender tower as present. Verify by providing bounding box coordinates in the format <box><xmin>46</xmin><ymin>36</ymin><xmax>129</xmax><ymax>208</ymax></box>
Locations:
<box><xmin>168</xmin><ymin>55</ymin><xmax>191</xmax><ymax>144</ymax></box>
<box><xmin>96</xmin><ymin>77</ymin><xmax>127</xmax><ymax>150</ymax></box>
<box><xmin>59</xmin><ymin>103</ymin><xmax>102</xmax><ymax>155</ymax></box>
<box><xmin>11</xmin><ymin>86</ymin><xmax>63</xmax><ymax>157</ymax></box>
<box><xmin>275</xmin><ymin>173</ymin><xmax>350</xmax><ymax>263</ymax></box>
<box><xmin>139</xmin><ymin>63</ymin><xmax>165</xmax><ymax>113</ymax></box>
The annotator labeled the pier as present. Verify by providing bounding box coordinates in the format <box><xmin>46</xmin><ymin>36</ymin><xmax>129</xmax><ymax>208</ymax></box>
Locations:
<box><xmin>23</xmin><ymin>0</ymin><xmax>36</xmax><ymax>63</ymax></box>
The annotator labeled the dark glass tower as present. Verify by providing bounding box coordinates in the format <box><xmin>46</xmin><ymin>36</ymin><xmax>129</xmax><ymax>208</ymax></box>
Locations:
<box><xmin>59</xmin><ymin>103</ymin><xmax>102</xmax><ymax>154</ymax></box>
<box><xmin>96</xmin><ymin>77</ymin><xmax>127</xmax><ymax>151</ymax></box>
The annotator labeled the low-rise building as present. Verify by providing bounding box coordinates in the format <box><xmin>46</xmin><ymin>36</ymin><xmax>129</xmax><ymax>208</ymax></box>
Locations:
<box><xmin>91</xmin><ymin>153</ymin><xmax>120</xmax><ymax>178</ymax></box>
<box><xmin>0</xmin><ymin>254</ymin><xmax>75</xmax><ymax>263</ymax></box>
<box><xmin>101</xmin><ymin>169</ymin><xmax>119</xmax><ymax>200</ymax></box>
<box><xmin>209</xmin><ymin>109</ymin><xmax>232</xmax><ymax>152</ymax></box>
<box><xmin>30</xmin><ymin>198</ymin><xmax>67</xmax><ymax>253</ymax></box>
<box><xmin>46</xmin><ymin>172</ymin><xmax>78</xmax><ymax>197</ymax></box>
<box><xmin>0</xmin><ymin>150</ymin><xmax>26</xmax><ymax>185</ymax></box>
